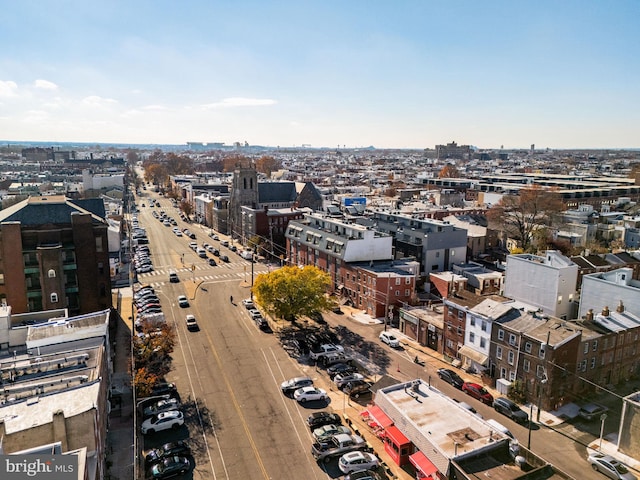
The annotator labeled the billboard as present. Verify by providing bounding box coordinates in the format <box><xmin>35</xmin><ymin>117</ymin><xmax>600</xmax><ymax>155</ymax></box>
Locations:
<box><xmin>343</xmin><ymin>197</ymin><xmax>366</xmax><ymax>206</ymax></box>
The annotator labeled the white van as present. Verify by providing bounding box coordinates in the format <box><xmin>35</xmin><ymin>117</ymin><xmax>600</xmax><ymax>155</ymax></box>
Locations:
<box><xmin>240</xmin><ymin>250</ymin><xmax>254</xmax><ymax>261</ymax></box>
<box><xmin>485</xmin><ymin>418</ymin><xmax>514</xmax><ymax>439</ymax></box>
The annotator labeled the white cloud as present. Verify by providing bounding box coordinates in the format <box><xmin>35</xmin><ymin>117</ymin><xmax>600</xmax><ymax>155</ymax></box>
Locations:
<box><xmin>34</xmin><ymin>79</ymin><xmax>58</xmax><ymax>90</ymax></box>
<box><xmin>142</xmin><ymin>104</ymin><xmax>168</xmax><ymax>111</ymax></box>
<box><xmin>0</xmin><ymin>80</ymin><xmax>18</xmax><ymax>98</ymax></box>
<box><xmin>201</xmin><ymin>97</ymin><xmax>277</xmax><ymax>109</ymax></box>
<box><xmin>82</xmin><ymin>95</ymin><xmax>117</xmax><ymax>107</ymax></box>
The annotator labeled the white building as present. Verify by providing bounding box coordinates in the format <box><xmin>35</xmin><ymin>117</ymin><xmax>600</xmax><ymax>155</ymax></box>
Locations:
<box><xmin>578</xmin><ymin>267</ymin><xmax>640</xmax><ymax>319</ymax></box>
<box><xmin>504</xmin><ymin>250</ymin><xmax>578</xmax><ymax>320</ymax></box>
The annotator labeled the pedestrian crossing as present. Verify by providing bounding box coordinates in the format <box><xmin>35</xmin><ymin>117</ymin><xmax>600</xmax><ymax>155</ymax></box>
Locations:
<box><xmin>137</xmin><ymin>264</ymin><xmax>269</xmax><ymax>288</ymax></box>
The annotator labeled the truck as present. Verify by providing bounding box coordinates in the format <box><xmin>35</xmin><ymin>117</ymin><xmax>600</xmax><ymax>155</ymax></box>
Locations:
<box><xmin>309</xmin><ymin>344</ymin><xmax>345</xmax><ymax>361</ymax></box>
<box><xmin>311</xmin><ymin>433</ymin><xmax>367</xmax><ymax>463</ymax></box>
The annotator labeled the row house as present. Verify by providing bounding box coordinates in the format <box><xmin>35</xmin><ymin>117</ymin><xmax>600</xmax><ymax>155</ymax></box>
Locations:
<box><xmin>286</xmin><ymin>213</ymin><xmax>418</xmax><ymax>319</ymax></box>
<box><xmin>578</xmin><ymin>267</ymin><xmax>640</xmax><ymax>319</ymax></box>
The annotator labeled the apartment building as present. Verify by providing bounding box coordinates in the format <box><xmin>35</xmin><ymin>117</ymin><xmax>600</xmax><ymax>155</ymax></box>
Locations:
<box><xmin>578</xmin><ymin>267</ymin><xmax>640</xmax><ymax>319</ymax></box>
<box><xmin>504</xmin><ymin>250</ymin><xmax>578</xmax><ymax>320</ymax></box>
<box><xmin>0</xmin><ymin>196</ymin><xmax>112</xmax><ymax>315</ymax></box>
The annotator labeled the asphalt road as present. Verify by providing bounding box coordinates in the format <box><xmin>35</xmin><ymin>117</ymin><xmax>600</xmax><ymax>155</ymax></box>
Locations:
<box><xmin>134</xmin><ymin>189</ymin><xmax>612</xmax><ymax>480</ymax></box>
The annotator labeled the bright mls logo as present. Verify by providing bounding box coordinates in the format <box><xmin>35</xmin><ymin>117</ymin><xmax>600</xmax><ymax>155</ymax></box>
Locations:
<box><xmin>0</xmin><ymin>455</ymin><xmax>76</xmax><ymax>480</ymax></box>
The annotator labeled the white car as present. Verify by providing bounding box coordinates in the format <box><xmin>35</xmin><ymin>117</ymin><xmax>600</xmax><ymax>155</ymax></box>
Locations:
<box><xmin>242</xmin><ymin>298</ymin><xmax>255</xmax><ymax>309</ymax></box>
<box><xmin>338</xmin><ymin>451</ymin><xmax>380</xmax><ymax>474</ymax></box>
<box><xmin>185</xmin><ymin>314</ymin><xmax>198</xmax><ymax>331</ymax></box>
<box><xmin>309</xmin><ymin>344</ymin><xmax>345</xmax><ymax>360</ymax></box>
<box><xmin>177</xmin><ymin>295</ymin><xmax>189</xmax><ymax>308</ymax></box>
<box><xmin>587</xmin><ymin>453</ymin><xmax>637</xmax><ymax>480</ymax></box>
<box><xmin>293</xmin><ymin>386</ymin><xmax>328</xmax><ymax>403</ymax></box>
<box><xmin>313</xmin><ymin>424</ymin><xmax>352</xmax><ymax>442</ymax></box>
<box><xmin>141</xmin><ymin>410</ymin><xmax>184</xmax><ymax>434</ymax></box>
<box><xmin>379</xmin><ymin>331</ymin><xmax>400</xmax><ymax>348</ymax></box>
<box><xmin>334</xmin><ymin>372</ymin><xmax>365</xmax><ymax>389</ymax></box>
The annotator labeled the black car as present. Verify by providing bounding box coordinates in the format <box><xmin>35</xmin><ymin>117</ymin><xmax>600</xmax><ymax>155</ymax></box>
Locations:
<box><xmin>150</xmin><ymin>382</ymin><xmax>178</xmax><ymax>398</ymax></box>
<box><xmin>327</xmin><ymin>362</ymin><xmax>356</xmax><ymax>379</ymax></box>
<box><xmin>149</xmin><ymin>455</ymin><xmax>190</xmax><ymax>479</ymax></box>
<box><xmin>343</xmin><ymin>380</ymin><xmax>372</xmax><ymax>398</ymax></box>
<box><xmin>143</xmin><ymin>441</ymin><xmax>191</xmax><ymax>466</ymax></box>
<box><xmin>437</xmin><ymin>368</ymin><xmax>464</xmax><ymax>389</ymax></box>
<box><xmin>208</xmin><ymin>258</ymin><xmax>217</xmax><ymax>266</ymax></box>
<box><xmin>307</xmin><ymin>411</ymin><xmax>342</xmax><ymax>430</ymax></box>
<box><xmin>220</xmin><ymin>255</ymin><xmax>229</xmax><ymax>262</ymax></box>
<box><xmin>493</xmin><ymin>397</ymin><xmax>529</xmax><ymax>424</ymax></box>
<box><xmin>345</xmin><ymin>470</ymin><xmax>383</xmax><ymax>480</ymax></box>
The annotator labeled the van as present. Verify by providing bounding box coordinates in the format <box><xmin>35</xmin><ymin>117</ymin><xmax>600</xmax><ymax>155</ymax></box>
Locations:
<box><xmin>485</xmin><ymin>419</ymin><xmax>514</xmax><ymax>439</ymax></box>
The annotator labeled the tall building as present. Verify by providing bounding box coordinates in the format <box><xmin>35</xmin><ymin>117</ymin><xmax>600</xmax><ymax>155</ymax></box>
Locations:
<box><xmin>228</xmin><ymin>164</ymin><xmax>258</xmax><ymax>240</ymax></box>
<box><xmin>0</xmin><ymin>196</ymin><xmax>111</xmax><ymax>315</ymax></box>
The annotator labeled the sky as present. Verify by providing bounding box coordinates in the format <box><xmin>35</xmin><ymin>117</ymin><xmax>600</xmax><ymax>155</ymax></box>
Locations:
<box><xmin>0</xmin><ymin>1</ymin><xmax>639</xmax><ymax>149</ymax></box>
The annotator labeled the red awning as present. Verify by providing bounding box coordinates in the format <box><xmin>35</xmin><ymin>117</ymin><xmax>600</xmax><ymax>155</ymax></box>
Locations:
<box><xmin>384</xmin><ymin>425</ymin><xmax>410</xmax><ymax>446</ymax></box>
<box><xmin>365</xmin><ymin>405</ymin><xmax>393</xmax><ymax>428</ymax></box>
<box><xmin>409</xmin><ymin>451</ymin><xmax>438</xmax><ymax>477</ymax></box>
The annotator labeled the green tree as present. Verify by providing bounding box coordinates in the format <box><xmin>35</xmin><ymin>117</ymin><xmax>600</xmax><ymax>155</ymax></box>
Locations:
<box><xmin>253</xmin><ymin>265</ymin><xmax>335</xmax><ymax>321</ymax></box>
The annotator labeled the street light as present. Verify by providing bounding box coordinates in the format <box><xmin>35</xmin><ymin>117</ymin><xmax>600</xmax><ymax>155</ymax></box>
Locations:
<box><xmin>599</xmin><ymin>413</ymin><xmax>608</xmax><ymax>451</ymax></box>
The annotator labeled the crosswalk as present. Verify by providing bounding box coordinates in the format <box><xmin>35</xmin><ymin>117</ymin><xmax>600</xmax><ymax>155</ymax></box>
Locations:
<box><xmin>137</xmin><ymin>264</ymin><xmax>269</xmax><ymax>288</ymax></box>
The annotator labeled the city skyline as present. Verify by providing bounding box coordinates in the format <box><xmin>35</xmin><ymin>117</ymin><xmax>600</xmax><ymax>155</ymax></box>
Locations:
<box><xmin>1</xmin><ymin>1</ymin><xmax>638</xmax><ymax>150</ymax></box>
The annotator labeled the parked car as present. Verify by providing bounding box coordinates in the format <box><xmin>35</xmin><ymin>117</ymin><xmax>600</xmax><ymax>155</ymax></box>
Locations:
<box><xmin>143</xmin><ymin>440</ymin><xmax>191</xmax><ymax>466</ymax></box>
<box><xmin>185</xmin><ymin>314</ymin><xmax>198</xmax><ymax>331</ymax></box>
<box><xmin>339</xmin><ymin>451</ymin><xmax>380</xmax><ymax>474</ymax></box>
<box><xmin>150</xmin><ymin>382</ymin><xmax>178</xmax><ymax>397</ymax></box>
<box><xmin>334</xmin><ymin>372</ymin><xmax>365</xmax><ymax>389</ymax></box>
<box><xmin>208</xmin><ymin>258</ymin><xmax>217</xmax><ymax>266</ymax></box>
<box><xmin>462</xmin><ymin>382</ymin><xmax>494</xmax><ymax>404</ymax></box>
<box><xmin>343</xmin><ymin>381</ymin><xmax>373</xmax><ymax>398</ymax></box>
<box><xmin>248</xmin><ymin>309</ymin><xmax>262</xmax><ymax>320</ymax></box>
<box><xmin>294</xmin><ymin>386</ymin><xmax>328</xmax><ymax>403</ymax></box>
<box><xmin>587</xmin><ymin>453</ymin><xmax>637</xmax><ymax>480</ymax></box>
<box><xmin>307</xmin><ymin>411</ymin><xmax>342</xmax><ymax>430</ymax></box>
<box><xmin>177</xmin><ymin>295</ymin><xmax>189</xmax><ymax>308</ymax></box>
<box><xmin>220</xmin><ymin>254</ymin><xmax>229</xmax><ymax>262</ymax></box>
<box><xmin>149</xmin><ymin>455</ymin><xmax>191</xmax><ymax>479</ymax></box>
<box><xmin>437</xmin><ymin>368</ymin><xmax>464</xmax><ymax>389</ymax></box>
<box><xmin>141</xmin><ymin>410</ymin><xmax>184</xmax><ymax>434</ymax></box>
<box><xmin>310</xmin><ymin>343</ymin><xmax>345</xmax><ymax>360</ymax></box>
<box><xmin>579</xmin><ymin>403</ymin><xmax>609</xmax><ymax>421</ymax></box>
<box><xmin>242</xmin><ymin>298</ymin><xmax>255</xmax><ymax>309</ymax></box>
<box><xmin>345</xmin><ymin>470</ymin><xmax>383</xmax><ymax>480</ymax></box>
<box><xmin>327</xmin><ymin>362</ymin><xmax>356</xmax><ymax>379</ymax></box>
<box><xmin>493</xmin><ymin>397</ymin><xmax>529</xmax><ymax>424</ymax></box>
<box><xmin>313</xmin><ymin>424</ymin><xmax>352</xmax><ymax>443</ymax></box>
<box><xmin>280</xmin><ymin>376</ymin><xmax>314</xmax><ymax>395</ymax></box>
<box><xmin>379</xmin><ymin>331</ymin><xmax>400</xmax><ymax>348</ymax></box>
<box><xmin>142</xmin><ymin>398</ymin><xmax>181</xmax><ymax>419</ymax></box>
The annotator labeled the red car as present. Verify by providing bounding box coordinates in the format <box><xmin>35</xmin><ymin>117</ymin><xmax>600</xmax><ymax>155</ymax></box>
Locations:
<box><xmin>462</xmin><ymin>382</ymin><xmax>494</xmax><ymax>404</ymax></box>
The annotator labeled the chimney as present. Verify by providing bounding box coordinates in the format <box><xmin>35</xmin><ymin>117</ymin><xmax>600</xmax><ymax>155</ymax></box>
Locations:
<box><xmin>602</xmin><ymin>306</ymin><xmax>610</xmax><ymax>317</ymax></box>
<box><xmin>586</xmin><ymin>309</ymin><xmax>594</xmax><ymax>322</ymax></box>
<box><xmin>617</xmin><ymin>301</ymin><xmax>624</xmax><ymax>313</ymax></box>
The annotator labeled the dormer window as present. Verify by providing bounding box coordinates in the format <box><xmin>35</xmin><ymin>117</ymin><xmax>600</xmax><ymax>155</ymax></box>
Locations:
<box><xmin>48</xmin><ymin>269</ymin><xmax>56</xmax><ymax>278</ymax></box>
<box><xmin>50</xmin><ymin>293</ymin><xmax>58</xmax><ymax>303</ymax></box>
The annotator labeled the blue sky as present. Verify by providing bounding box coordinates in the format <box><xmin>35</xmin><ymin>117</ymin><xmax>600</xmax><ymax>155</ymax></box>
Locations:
<box><xmin>1</xmin><ymin>1</ymin><xmax>638</xmax><ymax>149</ymax></box>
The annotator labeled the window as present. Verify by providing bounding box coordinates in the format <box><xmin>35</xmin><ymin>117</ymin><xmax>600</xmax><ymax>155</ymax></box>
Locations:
<box><xmin>539</xmin><ymin>344</ymin><xmax>546</xmax><ymax>359</ymax></box>
<box><xmin>469</xmin><ymin>332</ymin><xmax>475</xmax><ymax>343</ymax></box>
<box><xmin>95</xmin><ymin>236</ymin><xmax>103</xmax><ymax>252</ymax></box>
<box><xmin>509</xmin><ymin>334</ymin><xmax>516</xmax><ymax>346</ymax></box>
<box><xmin>48</xmin><ymin>269</ymin><xmax>56</xmax><ymax>278</ymax></box>
<box><xmin>481</xmin><ymin>320</ymin><xmax>487</xmax><ymax>332</ymax></box>
<box><xmin>496</xmin><ymin>346</ymin><xmax>502</xmax><ymax>359</ymax></box>
<box><xmin>591</xmin><ymin>357</ymin><xmax>596</xmax><ymax>369</ymax></box>
<box><xmin>435</xmin><ymin>251</ymin><xmax>440</xmax><ymax>258</ymax></box>
<box><xmin>498</xmin><ymin>329</ymin><xmax>504</xmax><ymax>341</ymax></box>
<box><xmin>446</xmin><ymin>339</ymin><xmax>454</xmax><ymax>349</ymax></box>
<box><xmin>525</xmin><ymin>342</ymin><xmax>532</xmax><ymax>353</ymax></box>
<box><xmin>470</xmin><ymin>317</ymin><xmax>476</xmax><ymax>327</ymax></box>
<box><xmin>536</xmin><ymin>365</ymin><xmax>546</xmax><ymax>378</ymax></box>
<box><xmin>395</xmin><ymin>278</ymin><xmax>401</xmax><ymax>285</ymax></box>
<box><xmin>405</xmin><ymin>277</ymin><xmax>411</xmax><ymax>285</ymax></box>
<box><xmin>50</xmin><ymin>293</ymin><xmax>58</xmax><ymax>303</ymax></box>
<box><xmin>509</xmin><ymin>371</ymin><xmax>516</xmax><ymax>381</ymax></box>
<box><xmin>584</xmin><ymin>342</ymin><xmax>589</xmax><ymax>354</ymax></box>
<box><xmin>508</xmin><ymin>350</ymin><xmax>515</xmax><ymax>365</ymax></box>
<box><xmin>405</xmin><ymin>289</ymin><xmax>410</xmax><ymax>297</ymax></box>
<box><xmin>500</xmin><ymin>367</ymin><xmax>506</xmax><ymax>379</ymax></box>
<box><xmin>448</xmin><ymin>307</ymin><xmax>453</xmax><ymax>316</ymax></box>
<box><xmin>458</xmin><ymin>310</ymin><xmax>464</xmax><ymax>319</ymax></box>
<box><xmin>480</xmin><ymin>338</ymin><xmax>486</xmax><ymax>348</ymax></box>
<box><xmin>523</xmin><ymin>359</ymin><xmax>530</xmax><ymax>372</ymax></box>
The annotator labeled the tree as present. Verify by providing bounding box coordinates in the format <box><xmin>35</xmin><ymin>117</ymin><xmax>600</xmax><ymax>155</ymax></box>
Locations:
<box><xmin>486</xmin><ymin>186</ymin><xmax>564</xmax><ymax>253</ymax></box>
<box><xmin>438</xmin><ymin>164</ymin><xmax>460</xmax><ymax>178</ymax></box>
<box><xmin>144</xmin><ymin>163</ymin><xmax>168</xmax><ymax>186</ymax></box>
<box><xmin>165</xmin><ymin>153</ymin><xmax>195</xmax><ymax>175</ymax></box>
<box><xmin>253</xmin><ymin>265</ymin><xmax>336</xmax><ymax>321</ymax></box>
<box><xmin>255</xmin><ymin>155</ymin><xmax>281</xmax><ymax>177</ymax></box>
<box><xmin>180</xmin><ymin>200</ymin><xmax>193</xmax><ymax>218</ymax></box>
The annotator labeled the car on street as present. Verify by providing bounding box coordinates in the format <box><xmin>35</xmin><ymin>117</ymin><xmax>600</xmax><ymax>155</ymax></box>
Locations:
<box><xmin>579</xmin><ymin>403</ymin><xmax>609</xmax><ymax>421</ymax></box>
<box><xmin>462</xmin><ymin>382</ymin><xmax>494</xmax><ymax>404</ymax></box>
<box><xmin>220</xmin><ymin>254</ymin><xmax>229</xmax><ymax>262</ymax></box>
<box><xmin>143</xmin><ymin>440</ymin><xmax>191</xmax><ymax>466</ymax></box>
<box><xmin>307</xmin><ymin>411</ymin><xmax>342</xmax><ymax>430</ymax></box>
<box><xmin>313</xmin><ymin>424</ymin><xmax>352</xmax><ymax>443</ymax></box>
<box><xmin>280</xmin><ymin>376</ymin><xmax>314</xmax><ymax>395</ymax></box>
<box><xmin>345</xmin><ymin>470</ymin><xmax>383</xmax><ymax>480</ymax></box>
<box><xmin>294</xmin><ymin>386</ymin><xmax>328</xmax><ymax>403</ymax></box>
<box><xmin>309</xmin><ymin>343</ymin><xmax>345</xmax><ymax>360</ymax></box>
<box><xmin>437</xmin><ymin>368</ymin><xmax>464</xmax><ymax>389</ymax></box>
<box><xmin>338</xmin><ymin>451</ymin><xmax>380</xmax><ymax>474</ymax></box>
<box><xmin>185</xmin><ymin>314</ymin><xmax>198</xmax><ymax>331</ymax></box>
<box><xmin>343</xmin><ymin>380</ymin><xmax>373</xmax><ymax>398</ymax></box>
<box><xmin>248</xmin><ymin>309</ymin><xmax>262</xmax><ymax>320</ymax></box>
<box><xmin>334</xmin><ymin>372</ymin><xmax>365</xmax><ymax>389</ymax></box>
<box><xmin>242</xmin><ymin>298</ymin><xmax>255</xmax><ymax>309</ymax></box>
<box><xmin>150</xmin><ymin>382</ymin><xmax>178</xmax><ymax>397</ymax></box>
<box><xmin>587</xmin><ymin>453</ymin><xmax>637</xmax><ymax>480</ymax></box>
<box><xmin>379</xmin><ymin>331</ymin><xmax>400</xmax><ymax>348</ymax></box>
<box><xmin>141</xmin><ymin>410</ymin><xmax>184</xmax><ymax>434</ymax></box>
<box><xmin>208</xmin><ymin>258</ymin><xmax>217</xmax><ymax>266</ymax></box>
<box><xmin>177</xmin><ymin>295</ymin><xmax>189</xmax><ymax>308</ymax></box>
<box><xmin>169</xmin><ymin>272</ymin><xmax>179</xmax><ymax>283</ymax></box>
<box><xmin>493</xmin><ymin>397</ymin><xmax>529</xmax><ymax>424</ymax></box>
<box><xmin>327</xmin><ymin>362</ymin><xmax>356</xmax><ymax>379</ymax></box>
<box><xmin>142</xmin><ymin>398</ymin><xmax>181</xmax><ymax>419</ymax></box>
<box><xmin>148</xmin><ymin>455</ymin><xmax>191</xmax><ymax>479</ymax></box>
